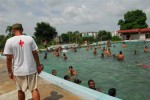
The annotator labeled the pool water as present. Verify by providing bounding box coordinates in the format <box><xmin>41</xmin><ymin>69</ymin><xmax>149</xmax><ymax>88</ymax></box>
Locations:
<box><xmin>39</xmin><ymin>42</ymin><xmax>150</xmax><ymax>100</ymax></box>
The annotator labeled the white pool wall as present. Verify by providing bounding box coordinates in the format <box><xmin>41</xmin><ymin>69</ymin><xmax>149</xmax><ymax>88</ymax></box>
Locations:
<box><xmin>39</xmin><ymin>71</ymin><xmax>122</xmax><ymax>100</ymax></box>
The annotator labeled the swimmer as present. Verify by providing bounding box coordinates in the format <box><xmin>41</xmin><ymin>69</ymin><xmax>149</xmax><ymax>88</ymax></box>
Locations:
<box><xmin>44</xmin><ymin>53</ymin><xmax>47</xmax><ymax>59</ymax></box>
<box><xmin>90</xmin><ymin>45</ymin><xmax>93</xmax><ymax>49</ymax></box>
<box><xmin>93</xmin><ymin>48</ymin><xmax>97</xmax><ymax>55</ymax></box>
<box><xmin>68</xmin><ymin>66</ymin><xmax>77</xmax><ymax>76</ymax></box>
<box><xmin>63</xmin><ymin>53</ymin><xmax>67</xmax><ymax>60</ymax></box>
<box><xmin>88</xmin><ymin>79</ymin><xmax>101</xmax><ymax>92</ymax></box>
<box><xmin>102</xmin><ymin>47</ymin><xmax>105</xmax><ymax>52</ymax></box>
<box><xmin>52</xmin><ymin>70</ymin><xmax>57</xmax><ymax>76</ymax></box>
<box><xmin>144</xmin><ymin>46</ymin><xmax>149</xmax><ymax>52</ymax></box>
<box><xmin>134</xmin><ymin>50</ymin><xmax>137</xmax><ymax>55</ymax></box>
<box><xmin>117</xmin><ymin>51</ymin><xmax>124</xmax><ymax>61</ymax></box>
<box><xmin>86</xmin><ymin>46</ymin><xmax>89</xmax><ymax>51</ymax></box>
<box><xmin>122</xmin><ymin>42</ymin><xmax>127</xmax><ymax>48</ymax></box>
<box><xmin>108</xmin><ymin>49</ymin><xmax>111</xmax><ymax>56</ymax></box>
<box><xmin>68</xmin><ymin>66</ymin><xmax>77</xmax><ymax>81</ymax></box>
<box><xmin>74</xmin><ymin>47</ymin><xmax>77</xmax><ymax>52</ymax></box>
<box><xmin>54</xmin><ymin>49</ymin><xmax>60</xmax><ymax>56</ymax></box>
<box><xmin>112</xmin><ymin>54</ymin><xmax>116</xmax><ymax>58</ymax></box>
<box><xmin>107</xmin><ymin>40</ymin><xmax>111</xmax><ymax>47</ymax></box>
<box><xmin>101</xmin><ymin>53</ymin><xmax>104</xmax><ymax>58</ymax></box>
<box><xmin>104</xmin><ymin>49</ymin><xmax>111</xmax><ymax>56</ymax></box>
<box><xmin>108</xmin><ymin>88</ymin><xmax>116</xmax><ymax>97</ymax></box>
<box><xmin>64</xmin><ymin>75</ymin><xmax>70</xmax><ymax>81</ymax></box>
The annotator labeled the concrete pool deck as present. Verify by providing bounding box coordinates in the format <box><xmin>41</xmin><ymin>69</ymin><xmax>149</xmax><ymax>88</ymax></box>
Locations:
<box><xmin>0</xmin><ymin>59</ymin><xmax>81</xmax><ymax>100</ymax></box>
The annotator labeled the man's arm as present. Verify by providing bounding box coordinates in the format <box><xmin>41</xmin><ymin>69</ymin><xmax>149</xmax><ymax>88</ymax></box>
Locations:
<box><xmin>32</xmin><ymin>50</ymin><xmax>43</xmax><ymax>74</ymax></box>
<box><xmin>6</xmin><ymin>54</ymin><xmax>13</xmax><ymax>79</ymax></box>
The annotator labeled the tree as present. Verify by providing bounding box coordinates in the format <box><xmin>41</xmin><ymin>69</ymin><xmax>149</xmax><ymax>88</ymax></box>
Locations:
<box><xmin>0</xmin><ymin>26</ymin><xmax>14</xmax><ymax>50</ymax></box>
<box><xmin>6</xmin><ymin>26</ymin><xmax>12</xmax><ymax>35</ymax></box>
<box><xmin>118</xmin><ymin>10</ymin><xmax>148</xmax><ymax>30</ymax></box>
<box><xmin>97</xmin><ymin>30</ymin><xmax>112</xmax><ymax>41</ymax></box>
<box><xmin>111</xmin><ymin>36</ymin><xmax>122</xmax><ymax>41</ymax></box>
<box><xmin>34</xmin><ymin>22</ymin><xmax>57</xmax><ymax>44</ymax></box>
<box><xmin>61</xmin><ymin>33</ymin><xmax>69</xmax><ymax>43</ymax></box>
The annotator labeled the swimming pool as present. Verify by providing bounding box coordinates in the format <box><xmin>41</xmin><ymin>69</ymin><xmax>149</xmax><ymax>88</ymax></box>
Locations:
<box><xmin>39</xmin><ymin>42</ymin><xmax>150</xmax><ymax>100</ymax></box>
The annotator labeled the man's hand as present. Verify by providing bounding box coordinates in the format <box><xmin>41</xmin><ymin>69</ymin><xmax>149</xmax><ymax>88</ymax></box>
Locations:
<box><xmin>37</xmin><ymin>65</ymin><xmax>43</xmax><ymax>74</ymax></box>
<box><xmin>8</xmin><ymin>72</ymin><xmax>14</xmax><ymax>79</ymax></box>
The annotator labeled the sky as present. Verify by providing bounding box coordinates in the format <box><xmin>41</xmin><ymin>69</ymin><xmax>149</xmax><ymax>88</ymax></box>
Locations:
<box><xmin>0</xmin><ymin>0</ymin><xmax>150</xmax><ymax>36</ymax></box>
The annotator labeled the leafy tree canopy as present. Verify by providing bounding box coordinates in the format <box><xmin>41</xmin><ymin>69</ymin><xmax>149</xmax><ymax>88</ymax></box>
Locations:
<box><xmin>97</xmin><ymin>30</ymin><xmax>112</xmax><ymax>41</ymax></box>
<box><xmin>111</xmin><ymin>36</ymin><xmax>122</xmax><ymax>41</ymax></box>
<box><xmin>34</xmin><ymin>22</ymin><xmax>57</xmax><ymax>44</ymax></box>
<box><xmin>118</xmin><ymin>10</ymin><xmax>148</xmax><ymax>30</ymax></box>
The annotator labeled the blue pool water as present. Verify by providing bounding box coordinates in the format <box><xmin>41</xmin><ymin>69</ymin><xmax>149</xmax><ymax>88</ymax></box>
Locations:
<box><xmin>39</xmin><ymin>42</ymin><xmax>150</xmax><ymax>100</ymax></box>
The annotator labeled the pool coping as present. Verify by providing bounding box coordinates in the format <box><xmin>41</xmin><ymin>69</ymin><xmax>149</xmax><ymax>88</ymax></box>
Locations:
<box><xmin>39</xmin><ymin>71</ymin><xmax>122</xmax><ymax>100</ymax></box>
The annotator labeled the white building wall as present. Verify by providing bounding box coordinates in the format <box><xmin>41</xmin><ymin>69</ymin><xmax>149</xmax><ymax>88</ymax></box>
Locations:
<box><xmin>111</xmin><ymin>31</ymin><xmax>117</xmax><ymax>36</ymax></box>
<box><xmin>130</xmin><ymin>34</ymin><xmax>140</xmax><ymax>40</ymax></box>
<box><xmin>139</xmin><ymin>34</ymin><xmax>145</xmax><ymax>40</ymax></box>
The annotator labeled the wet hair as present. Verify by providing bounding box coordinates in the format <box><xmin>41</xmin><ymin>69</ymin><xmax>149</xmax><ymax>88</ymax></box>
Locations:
<box><xmin>119</xmin><ymin>51</ymin><xmax>122</xmax><ymax>54</ymax></box>
<box><xmin>52</xmin><ymin>69</ymin><xmax>56</xmax><ymax>73</ymax></box>
<box><xmin>145</xmin><ymin>46</ymin><xmax>148</xmax><ymax>48</ymax></box>
<box><xmin>69</xmin><ymin>66</ymin><xmax>73</xmax><ymax>69</ymax></box>
<box><xmin>63</xmin><ymin>53</ymin><xmax>66</xmax><ymax>56</ymax></box>
<box><xmin>123</xmin><ymin>42</ymin><xmax>125</xmax><ymax>44</ymax></box>
<box><xmin>88</xmin><ymin>79</ymin><xmax>94</xmax><ymax>85</ymax></box>
<box><xmin>108</xmin><ymin>88</ymin><xmax>116</xmax><ymax>97</ymax></box>
<box><xmin>64</xmin><ymin>75</ymin><xmax>70</xmax><ymax>80</ymax></box>
<box><xmin>45</xmin><ymin>53</ymin><xmax>47</xmax><ymax>55</ymax></box>
<box><xmin>74</xmin><ymin>79</ymin><xmax>82</xmax><ymax>84</ymax></box>
<box><xmin>88</xmin><ymin>79</ymin><xmax>96</xmax><ymax>90</ymax></box>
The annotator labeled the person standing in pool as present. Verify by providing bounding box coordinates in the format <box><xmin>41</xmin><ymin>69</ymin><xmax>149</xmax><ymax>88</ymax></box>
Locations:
<box><xmin>102</xmin><ymin>47</ymin><xmax>105</xmax><ymax>52</ymax></box>
<box><xmin>86</xmin><ymin>45</ymin><xmax>89</xmax><ymax>51</ymax></box>
<box><xmin>108</xmin><ymin>88</ymin><xmax>116</xmax><ymax>97</ymax></box>
<box><xmin>104</xmin><ymin>48</ymin><xmax>111</xmax><ymax>57</ymax></box>
<box><xmin>93</xmin><ymin>48</ymin><xmax>97</xmax><ymax>55</ymax></box>
<box><xmin>68</xmin><ymin>66</ymin><xmax>77</xmax><ymax>81</ymax></box>
<box><xmin>52</xmin><ymin>70</ymin><xmax>57</xmax><ymax>76</ymax></box>
<box><xmin>54</xmin><ymin>48</ymin><xmax>60</xmax><ymax>56</ymax></box>
<box><xmin>122</xmin><ymin>42</ymin><xmax>127</xmax><ymax>48</ymax></box>
<box><xmin>134</xmin><ymin>50</ymin><xmax>137</xmax><ymax>55</ymax></box>
<box><xmin>144</xmin><ymin>46</ymin><xmax>149</xmax><ymax>52</ymax></box>
<box><xmin>101</xmin><ymin>53</ymin><xmax>104</xmax><ymax>58</ymax></box>
<box><xmin>44</xmin><ymin>52</ymin><xmax>47</xmax><ymax>59</ymax></box>
<box><xmin>64</xmin><ymin>75</ymin><xmax>70</xmax><ymax>81</ymax></box>
<box><xmin>88</xmin><ymin>79</ymin><xmax>101</xmax><ymax>92</ymax></box>
<box><xmin>3</xmin><ymin>23</ymin><xmax>43</xmax><ymax>100</ymax></box>
<box><xmin>63</xmin><ymin>53</ymin><xmax>67</xmax><ymax>60</ymax></box>
<box><xmin>117</xmin><ymin>51</ymin><xmax>124</xmax><ymax>61</ymax></box>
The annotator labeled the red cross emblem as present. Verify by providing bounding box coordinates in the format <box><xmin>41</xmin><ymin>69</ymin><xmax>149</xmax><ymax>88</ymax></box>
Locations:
<box><xmin>19</xmin><ymin>40</ymin><xmax>24</xmax><ymax>47</ymax></box>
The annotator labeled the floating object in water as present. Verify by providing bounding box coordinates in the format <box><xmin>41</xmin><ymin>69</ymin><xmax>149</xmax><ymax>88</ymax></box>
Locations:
<box><xmin>62</xmin><ymin>49</ymin><xmax>68</xmax><ymax>53</ymax></box>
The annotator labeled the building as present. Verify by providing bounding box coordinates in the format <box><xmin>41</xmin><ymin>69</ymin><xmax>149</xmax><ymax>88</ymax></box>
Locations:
<box><xmin>117</xmin><ymin>28</ymin><xmax>150</xmax><ymax>40</ymax></box>
<box><xmin>82</xmin><ymin>32</ymin><xmax>98</xmax><ymax>39</ymax></box>
<box><xmin>111</xmin><ymin>31</ymin><xmax>118</xmax><ymax>36</ymax></box>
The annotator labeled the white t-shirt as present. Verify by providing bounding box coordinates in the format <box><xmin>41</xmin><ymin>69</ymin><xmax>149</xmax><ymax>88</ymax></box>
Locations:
<box><xmin>4</xmin><ymin>35</ymin><xmax>38</xmax><ymax>76</ymax></box>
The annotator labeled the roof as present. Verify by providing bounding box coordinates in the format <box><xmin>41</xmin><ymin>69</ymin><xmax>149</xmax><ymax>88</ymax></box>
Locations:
<box><xmin>117</xmin><ymin>28</ymin><xmax>150</xmax><ymax>34</ymax></box>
